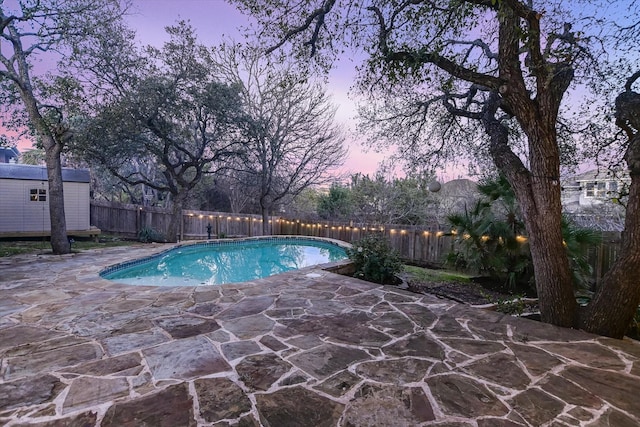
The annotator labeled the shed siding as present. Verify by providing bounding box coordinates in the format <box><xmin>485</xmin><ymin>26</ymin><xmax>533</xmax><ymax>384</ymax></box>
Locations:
<box><xmin>0</xmin><ymin>178</ymin><xmax>90</xmax><ymax>232</ymax></box>
<box><xmin>64</xmin><ymin>182</ymin><xmax>90</xmax><ymax>230</ymax></box>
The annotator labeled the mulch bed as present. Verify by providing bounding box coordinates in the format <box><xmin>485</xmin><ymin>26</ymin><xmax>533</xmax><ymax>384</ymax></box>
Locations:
<box><xmin>403</xmin><ymin>274</ymin><xmax>540</xmax><ymax>316</ymax></box>
<box><xmin>405</xmin><ymin>279</ymin><xmax>507</xmax><ymax>306</ymax></box>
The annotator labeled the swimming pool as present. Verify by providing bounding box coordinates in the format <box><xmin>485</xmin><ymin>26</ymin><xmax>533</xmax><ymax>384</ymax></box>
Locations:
<box><xmin>100</xmin><ymin>237</ymin><xmax>349</xmax><ymax>286</ymax></box>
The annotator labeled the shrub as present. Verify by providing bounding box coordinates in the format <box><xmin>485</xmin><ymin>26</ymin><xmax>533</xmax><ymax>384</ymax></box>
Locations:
<box><xmin>346</xmin><ymin>233</ymin><xmax>403</xmax><ymax>284</ymax></box>
<box><xmin>138</xmin><ymin>227</ymin><xmax>165</xmax><ymax>243</ymax></box>
<box><xmin>447</xmin><ymin>175</ymin><xmax>601</xmax><ymax>293</ymax></box>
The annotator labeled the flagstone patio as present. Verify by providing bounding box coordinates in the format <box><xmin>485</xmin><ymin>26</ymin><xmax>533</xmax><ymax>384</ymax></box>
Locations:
<box><xmin>1</xmin><ymin>243</ymin><xmax>639</xmax><ymax>426</ymax></box>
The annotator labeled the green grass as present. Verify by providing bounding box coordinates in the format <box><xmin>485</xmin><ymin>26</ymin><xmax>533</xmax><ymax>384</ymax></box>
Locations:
<box><xmin>0</xmin><ymin>234</ymin><xmax>136</xmax><ymax>257</ymax></box>
<box><xmin>403</xmin><ymin>265</ymin><xmax>473</xmax><ymax>283</ymax></box>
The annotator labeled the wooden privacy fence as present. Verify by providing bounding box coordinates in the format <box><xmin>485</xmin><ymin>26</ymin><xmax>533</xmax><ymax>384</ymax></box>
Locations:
<box><xmin>276</xmin><ymin>219</ymin><xmax>453</xmax><ymax>266</ymax></box>
<box><xmin>90</xmin><ymin>201</ymin><xmax>621</xmax><ymax>285</ymax></box>
<box><xmin>90</xmin><ymin>200</ymin><xmax>274</xmax><ymax>240</ymax></box>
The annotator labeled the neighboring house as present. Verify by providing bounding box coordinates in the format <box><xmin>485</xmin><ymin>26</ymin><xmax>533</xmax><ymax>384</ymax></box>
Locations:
<box><xmin>561</xmin><ymin>169</ymin><xmax>629</xmax><ymax>212</ymax></box>
<box><xmin>561</xmin><ymin>169</ymin><xmax>628</xmax><ymax>231</ymax></box>
<box><xmin>0</xmin><ymin>147</ymin><xmax>20</xmax><ymax>163</ymax></box>
<box><xmin>0</xmin><ymin>163</ymin><xmax>99</xmax><ymax>237</ymax></box>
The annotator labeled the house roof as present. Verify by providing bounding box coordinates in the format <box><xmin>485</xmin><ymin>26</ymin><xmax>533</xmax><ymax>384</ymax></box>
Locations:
<box><xmin>0</xmin><ymin>146</ymin><xmax>20</xmax><ymax>158</ymax></box>
<box><xmin>0</xmin><ymin>163</ymin><xmax>90</xmax><ymax>183</ymax></box>
<box><xmin>564</xmin><ymin>168</ymin><xmax>630</xmax><ymax>184</ymax></box>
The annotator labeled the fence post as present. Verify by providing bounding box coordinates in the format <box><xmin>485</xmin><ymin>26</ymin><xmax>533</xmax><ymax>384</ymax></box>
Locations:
<box><xmin>136</xmin><ymin>207</ymin><xmax>141</xmax><ymax>236</ymax></box>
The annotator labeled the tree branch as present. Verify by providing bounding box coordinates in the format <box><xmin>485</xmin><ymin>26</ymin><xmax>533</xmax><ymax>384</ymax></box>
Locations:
<box><xmin>265</xmin><ymin>0</ymin><xmax>337</xmax><ymax>56</ymax></box>
<box><xmin>368</xmin><ymin>5</ymin><xmax>502</xmax><ymax>90</ymax></box>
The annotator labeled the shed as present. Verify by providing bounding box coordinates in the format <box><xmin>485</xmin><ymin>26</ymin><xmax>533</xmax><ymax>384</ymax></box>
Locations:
<box><xmin>0</xmin><ymin>163</ymin><xmax>99</xmax><ymax>238</ymax></box>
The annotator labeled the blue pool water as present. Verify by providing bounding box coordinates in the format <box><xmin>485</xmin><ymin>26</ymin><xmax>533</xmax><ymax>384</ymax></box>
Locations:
<box><xmin>100</xmin><ymin>238</ymin><xmax>348</xmax><ymax>286</ymax></box>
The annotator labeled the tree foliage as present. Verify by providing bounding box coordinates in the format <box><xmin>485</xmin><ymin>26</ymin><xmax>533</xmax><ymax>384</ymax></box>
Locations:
<box><xmin>0</xmin><ymin>0</ymin><xmax>129</xmax><ymax>253</ymax></box>
<box><xmin>317</xmin><ymin>172</ymin><xmax>438</xmax><ymax>224</ymax></box>
<box><xmin>317</xmin><ymin>183</ymin><xmax>352</xmax><ymax>220</ymax></box>
<box><xmin>73</xmin><ymin>22</ymin><xmax>247</xmax><ymax>242</ymax></box>
<box><xmin>212</xmin><ymin>44</ymin><xmax>347</xmax><ymax>233</ymax></box>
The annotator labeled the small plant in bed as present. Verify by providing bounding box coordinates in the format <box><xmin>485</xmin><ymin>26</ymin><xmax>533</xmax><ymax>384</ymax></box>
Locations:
<box><xmin>404</xmin><ymin>264</ymin><xmax>537</xmax><ymax>308</ymax></box>
<box><xmin>346</xmin><ymin>234</ymin><xmax>403</xmax><ymax>285</ymax></box>
<box><xmin>138</xmin><ymin>227</ymin><xmax>166</xmax><ymax>243</ymax></box>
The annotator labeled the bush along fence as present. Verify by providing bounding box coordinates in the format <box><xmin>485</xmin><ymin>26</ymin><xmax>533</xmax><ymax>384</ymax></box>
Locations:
<box><xmin>90</xmin><ymin>200</ymin><xmax>620</xmax><ymax>286</ymax></box>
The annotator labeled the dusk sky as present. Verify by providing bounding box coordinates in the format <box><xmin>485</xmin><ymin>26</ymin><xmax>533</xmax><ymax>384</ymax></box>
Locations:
<box><xmin>127</xmin><ymin>0</ymin><xmax>390</xmax><ymax>178</ymax></box>
<box><xmin>6</xmin><ymin>0</ymin><xmax>389</xmax><ymax>177</ymax></box>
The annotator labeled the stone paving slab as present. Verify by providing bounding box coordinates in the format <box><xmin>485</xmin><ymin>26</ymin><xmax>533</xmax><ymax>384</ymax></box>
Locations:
<box><xmin>1</xmin><ymin>244</ymin><xmax>640</xmax><ymax>426</ymax></box>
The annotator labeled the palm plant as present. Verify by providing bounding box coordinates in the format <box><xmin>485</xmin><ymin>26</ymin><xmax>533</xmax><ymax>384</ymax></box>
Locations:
<box><xmin>447</xmin><ymin>175</ymin><xmax>599</xmax><ymax>293</ymax></box>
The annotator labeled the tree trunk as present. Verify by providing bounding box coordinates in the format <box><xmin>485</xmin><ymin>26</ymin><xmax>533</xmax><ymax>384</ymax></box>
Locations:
<box><xmin>261</xmin><ymin>205</ymin><xmax>271</xmax><ymax>235</ymax></box>
<box><xmin>43</xmin><ymin>138</ymin><xmax>71</xmax><ymax>254</ymax></box>
<box><xmin>580</xmin><ymin>85</ymin><xmax>640</xmax><ymax>338</ymax></box>
<box><xmin>483</xmin><ymin>97</ymin><xmax>577</xmax><ymax>328</ymax></box>
<box><xmin>166</xmin><ymin>192</ymin><xmax>187</xmax><ymax>243</ymax></box>
<box><xmin>20</xmin><ymin>91</ymin><xmax>70</xmax><ymax>254</ymax></box>
<box><xmin>580</xmin><ymin>171</ymin><xmax>640</xmax><ymax>337</ymax></box>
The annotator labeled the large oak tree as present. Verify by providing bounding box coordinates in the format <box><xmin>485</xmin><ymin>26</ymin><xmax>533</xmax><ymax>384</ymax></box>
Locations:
<box><xmin>232</xmin><ymin>0</ymin><xmax>640</xmax><ymax>337</ymax></box>
<box><xmin>74</xmin><ymin>23</ymin><xmax>247</xmax><ymax>242</ymax></box>
<box><xmin>213</xmin><ymin>45</ymin><xmax>346</xmax><ymax>234</ymax></box>
<box><xmin>0</xmin><ymin>0</ymin><xmax>128</xmax><ymax>254</ymax></box>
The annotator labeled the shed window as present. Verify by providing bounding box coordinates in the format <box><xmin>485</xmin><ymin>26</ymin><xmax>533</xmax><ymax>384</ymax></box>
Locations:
<box><xmin>29</xmin><ymin>188</ymin><xmax>46</xmax><ymax>202</ymax></box>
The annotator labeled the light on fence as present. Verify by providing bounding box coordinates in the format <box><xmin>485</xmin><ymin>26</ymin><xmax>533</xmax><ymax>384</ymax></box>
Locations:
<box><xmin>516</xmin><ymin>235</ymin><xmax>528</xmax><ymax>243</ymax></box>
<box><xmin>209</xmin><ymin>215</ymin><xmax>213</xmax><ymax>219</ymax></box>
<box><xmin>423</xmin><ymin>231</ymin><xmax>430</xmax><ymax>236</ymax></box>
<box><xmin>390</xmin><ymin>229</ymin><xmax>396</xmax><ymax>233</ymax></box>
<box><xmin>199</xmin><ymin>215</ymin><xmax>203</xmax><ymax>219</ymax></box>
<box><xmin>189</xmin><ymin>213</ymin><xmax>194</xmax><ymax>217</ymax></box>
<box><xmin>436</xmin><ymin>231</ymin><xmax>444</xmax><ymax>237</ymax></box>
<box><xmin>236</xmin><ymin>217</ymin><xmax>241</xmax><ymax>221</ymax></box>
<box><xmin>481</xmin><ymin>235</ymin><xmax>489</xmax><ymax>241</ymax></box>
<box><xmin>463</xmin><ymin>233</ymin><xmax>471</xmax><ymax>239</ymax></box>
<box><xmin>400</xmin><ymin>229</ymin><xmax>406</xmax><ymax>234</ymax></box>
